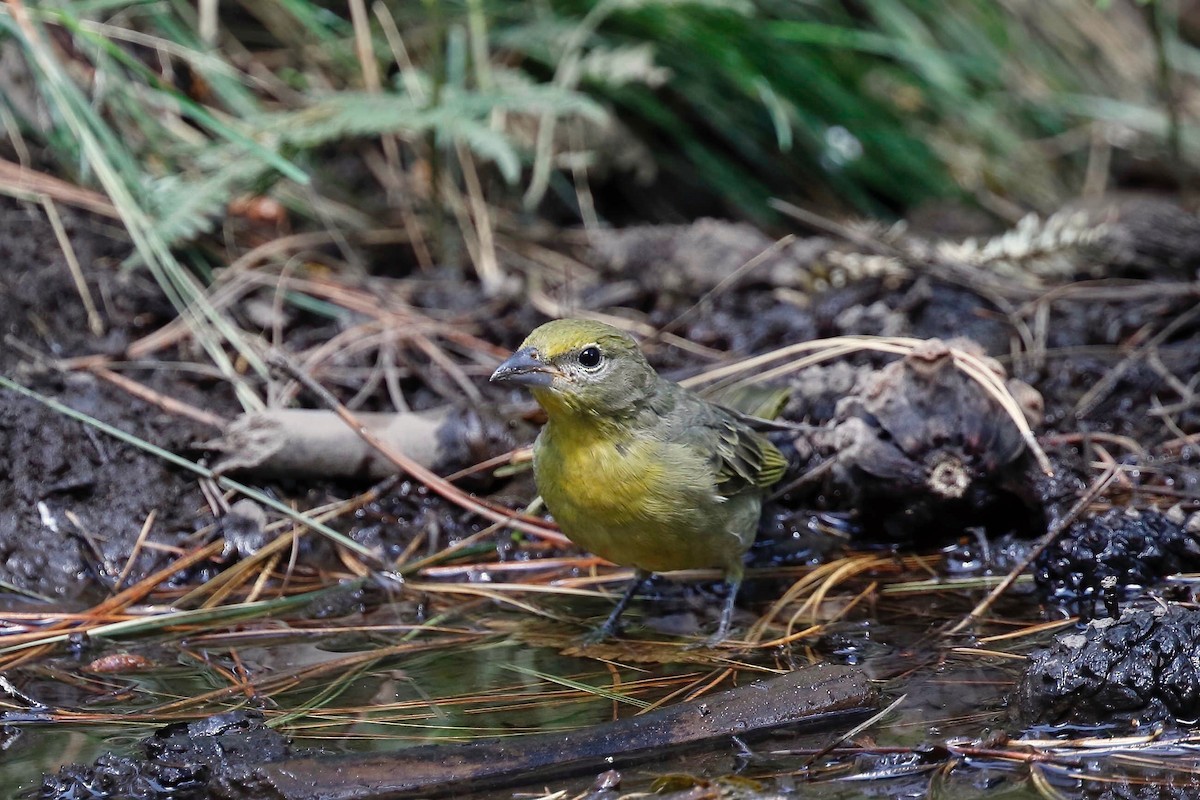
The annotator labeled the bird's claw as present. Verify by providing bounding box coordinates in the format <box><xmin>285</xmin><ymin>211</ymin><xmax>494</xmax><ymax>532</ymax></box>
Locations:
<box><xmin>682</xmin><ymin>631</ymin><xmax>729</xmax><ymax>651</ymax></box>
<box><xmin>579</xmin><ymin>622</ymin><xmax>618</xmax><ymax>646</ymax></box>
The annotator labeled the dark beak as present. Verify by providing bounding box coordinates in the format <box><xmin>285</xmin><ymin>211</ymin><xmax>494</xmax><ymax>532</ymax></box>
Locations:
<box><xmin>490</xmin><ymin>347</ymin><xmax>558</xmax><ymax>387</ymax></box>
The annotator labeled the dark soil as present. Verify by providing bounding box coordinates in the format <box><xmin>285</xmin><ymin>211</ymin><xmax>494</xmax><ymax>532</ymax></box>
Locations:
<box><xmin>0</xmin><ymin>198</ymin><xmax>227</xmax><ymax>602</ymax></box>
<box><xmin>31</xmin><ymin>710</ymin><xmax>305</xmax><ymax>800</ymax></box>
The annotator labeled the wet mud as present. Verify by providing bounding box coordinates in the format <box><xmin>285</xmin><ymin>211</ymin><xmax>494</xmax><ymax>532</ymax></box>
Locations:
<box><xmin>0</xmin><ymin>199</ymin><xmax>222</xmax><ymax>602</ymax></box>
<box><xmin>30</xmin><ymin>711</ymin><xmax>305</xmax><ymax>800</ymax></box>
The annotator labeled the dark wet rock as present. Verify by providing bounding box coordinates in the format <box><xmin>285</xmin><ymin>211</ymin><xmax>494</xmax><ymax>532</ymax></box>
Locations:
<box><xmin>1016</xmin><ymin>605</ymin><xmax>1200</xmax><ymax>726</ymax></box>
<box><xmin>1035</xmin><ymin>508</ymin><xmax>1200</xmax><ymax>618</ymax></box>
<box><xmin>29</xmin><ymin>710</ymin><xmax>304</xmax><ymax>800</ymax></box>
<box><xmin>1080</xmin><ymin>772</ymin><xmax>1200</xmax><ymax>799</ymax></box>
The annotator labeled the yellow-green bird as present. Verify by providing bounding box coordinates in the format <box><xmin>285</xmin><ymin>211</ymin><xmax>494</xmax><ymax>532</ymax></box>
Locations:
<box><xmin>491</xmin><ymin>319</ymin><xmax>788</xmax><ymax>643</ymax></box>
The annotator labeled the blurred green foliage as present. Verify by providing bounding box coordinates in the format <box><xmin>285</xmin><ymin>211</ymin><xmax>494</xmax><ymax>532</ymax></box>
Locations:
<box><xmin>0</xmin><ymin>0</ymin><xmax>1180</xmax><ymax>242</ymax></box>
<box><xmin>498</xmin><ymin>0</ymin><xmax>1170</xmax><ymax>220</ymax></box>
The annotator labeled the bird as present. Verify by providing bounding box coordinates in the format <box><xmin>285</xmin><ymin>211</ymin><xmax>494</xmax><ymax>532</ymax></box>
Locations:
<box><xmin>490</xmin><ymin>318</ymin><xmax>787</xmax><ymax>644</ymax></box>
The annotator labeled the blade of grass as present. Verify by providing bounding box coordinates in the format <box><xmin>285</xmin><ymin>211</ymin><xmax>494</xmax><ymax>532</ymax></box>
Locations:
<box><xmin>500</xmin><ymin>664</ymin><xmax>651</xmax><ymax>709</ymax></box>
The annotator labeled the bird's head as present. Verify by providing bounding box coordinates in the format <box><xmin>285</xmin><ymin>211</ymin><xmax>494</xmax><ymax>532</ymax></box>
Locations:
<box><xmin>490</xmin><ymin>319</ymin><xmax>659</xmax><ymax>418</ymax></box>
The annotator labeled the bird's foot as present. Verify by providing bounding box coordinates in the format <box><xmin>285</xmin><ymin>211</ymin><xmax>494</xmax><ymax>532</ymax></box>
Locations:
<box><xmin>579</xmin><ymin>621</ymin><xmax>619</xmax><ymax>646</ymax></box>
<box><xmin>686</xmin><ymin>578</ymin><xmax>748</xmax><ymax>652</ymax></box>
<box><xmin>683</xmin><ymin>628</ymin><xmax>733</xmax><ymax>651</ymax></box>
<box><xmin>682</xmin><ymin>575</ymin><xmax>742</xmax><ymax>650</ymax></box>
<box><xmin>578</xmin><ymin>569</ymin><xmax>648</xmax><ymax>646</ymax></box>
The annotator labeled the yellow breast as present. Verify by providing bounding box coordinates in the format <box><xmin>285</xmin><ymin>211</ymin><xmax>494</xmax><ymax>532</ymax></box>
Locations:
<box><xmin>531</xmin><ymin>419</ymin><xmax>744</xmax><ymax>573</ymax></box>
<box><xmin>535</xmin><ymin>422</ymin><xmax>671</xmax><ymax>524</ymax></box>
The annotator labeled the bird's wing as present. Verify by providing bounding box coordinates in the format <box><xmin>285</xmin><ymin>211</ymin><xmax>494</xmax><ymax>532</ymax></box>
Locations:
<box><xmin>712</xmin><ymin>414</ymin><xmax>789</xmax><ymax>493</ymax></box>
<box><xmin>673</xmin><ymin>393</ymin><xmax>788</xmax><ymax>496</ymax></box>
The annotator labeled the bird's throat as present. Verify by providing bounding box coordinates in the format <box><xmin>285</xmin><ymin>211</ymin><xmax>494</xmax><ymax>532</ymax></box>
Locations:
<box><xmin>529</xmin><ymin>386</ymin><xmax>572</xmax><ymax>419</ymax></box>
<box><xmin>531</xmin><ymin>387</ymin><xmax>638</xmax><ymax>433</ymax></box>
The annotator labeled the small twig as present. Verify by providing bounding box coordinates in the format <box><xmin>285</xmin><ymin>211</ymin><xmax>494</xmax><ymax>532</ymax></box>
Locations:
<box><xmin>456</xmin><ymin>142</ymin><xmax>504</xmax><ymax>295</ymax></box>
<box><xmin>568</xmin><ymin>122</ymin><xmax>600</xmax><ymax>232</ymax></box>
<box><xmin>769</xmin><ymin>198</ymin><xmax>902</xmax><ymax>258</ymax></box>
<box><xmin>41</xmin><ymin>195</ymin><xmax>104</xmax><ymax>336</ymax></box>
<box><xmin>945</xmin><ymin>464</ymin><xmax>1119</xmax><ymax>635</ymax></box>
<box><xmin>807</xmin><ymin>692</ymin><xmax>907</xmax><ymax>767</ymax></box>
<box><xmin>442</xmin><ymin>447</ymin><xmax>531</xmax><ymax>483</ymax></box>
<box><xmin>88</xmin><ymin>365</ymin><xmax>227</xmax><ymax>428</ymax></box>
<box><xmin>197</xmin><ymin>0</ymin><xmax>218</xmax><ymax>45</ymax></box>
<box><xmin>1082</xmin><ymin>122</ymin><xmax>1112</xmax><ymax>200</ymax></box>
<box><xmin>0</xmin><ymin>158</ymin><xmax>118</xmax><ymax>218</ymax></box>
<box><xmin>411</xmin><ymin>331</ymin><xmax>483</xmax><ymax>403</ymax></box>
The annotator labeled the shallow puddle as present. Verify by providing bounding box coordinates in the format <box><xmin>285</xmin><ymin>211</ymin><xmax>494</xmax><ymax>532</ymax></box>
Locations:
<box><xmin>3</xmin><ymin>584</ymin><xmax>1056</xmax><ymax>799</ymax></box>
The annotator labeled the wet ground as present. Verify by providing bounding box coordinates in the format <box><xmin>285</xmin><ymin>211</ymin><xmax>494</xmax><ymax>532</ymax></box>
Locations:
<box><xmin>4</xmin><ymin>192</ymin><xmax>1200</xmax><ymax>798</ymax></box>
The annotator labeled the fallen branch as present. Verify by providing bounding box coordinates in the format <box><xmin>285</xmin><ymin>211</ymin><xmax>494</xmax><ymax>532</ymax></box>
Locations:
<box><xmin>203</xmin><ymin>406</ymin><xmax>517</xmax><ymax>480</ymax></box>
<box><xmin>212</xmin><ymin>664</ymin><xmax>875</xmax><ymax>800</ymax></box>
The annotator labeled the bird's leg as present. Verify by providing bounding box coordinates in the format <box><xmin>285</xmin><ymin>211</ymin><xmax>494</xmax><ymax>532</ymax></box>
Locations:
<box><xmin>583</xmin><ymin>568</ymin><xmax>650</xmax><ymax>644</ymax></box>
<box><xmin>704</xmin><ymin>565</ymin><xmax>744</xmax><ymax>647</ymax></box>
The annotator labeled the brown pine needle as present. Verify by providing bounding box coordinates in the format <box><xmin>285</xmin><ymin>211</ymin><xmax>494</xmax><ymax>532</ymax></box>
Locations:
<box><xmin>114</xmin><ymin>510</ymin><xmax>158</xmax><ymax>592</ymax></box>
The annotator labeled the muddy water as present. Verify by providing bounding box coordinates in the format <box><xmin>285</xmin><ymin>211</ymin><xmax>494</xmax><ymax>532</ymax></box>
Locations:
<box><xmin>4</xmin><ymin>586</ymin><xmax>1046</xmax><ymax>800</ymax></box>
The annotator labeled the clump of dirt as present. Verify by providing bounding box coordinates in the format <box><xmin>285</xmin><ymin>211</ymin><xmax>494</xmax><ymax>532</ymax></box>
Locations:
<box><xmin>29</xmin><ymin>710</ymin><xmax>305</xmax><ymax>800</ymax></box>
<box><xmin>1035</xmin><ymin>508</ymin><xmax>1200</xmax><ymax>619</ymax></box>
<box><xmin>814</xmin><ymin>339</ymin><xmax>1039</xmax><ymax>532</ymax></box>
<box><xmin>1016</xmin><ymin>604</ymin><xmax>1200</xmax><ymax>726</ymax></box>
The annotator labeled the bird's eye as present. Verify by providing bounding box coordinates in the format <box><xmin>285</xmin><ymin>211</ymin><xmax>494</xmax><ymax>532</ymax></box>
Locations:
<box><xmin>577</xmin><ymin>346</ymin><xmax>603</xmax><ymax>369</ymax></box>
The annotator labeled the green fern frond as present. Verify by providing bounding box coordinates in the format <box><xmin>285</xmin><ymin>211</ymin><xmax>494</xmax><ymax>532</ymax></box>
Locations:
<box><xmin>145</xmin><ymin>156</ymin><xmax>270</xmax><ymax>246</ymax></box>
<box><xmin>430</xmin><ymin>114</ymin><xmax>522</xmax><ymax>183</ymax></box>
